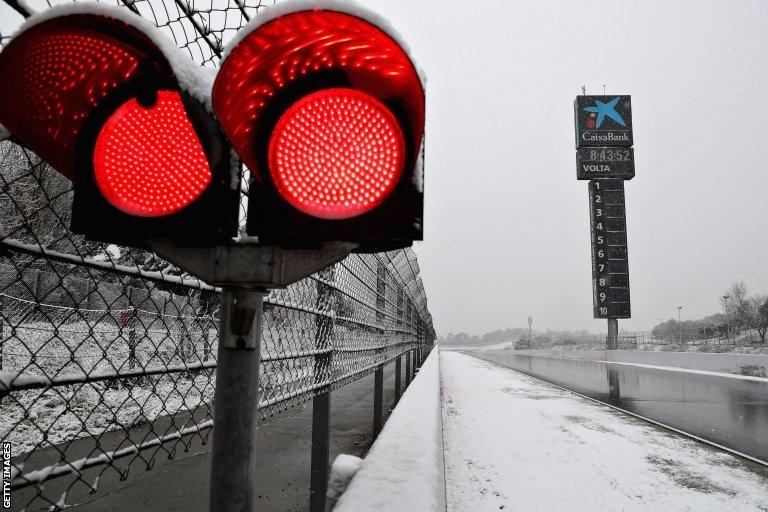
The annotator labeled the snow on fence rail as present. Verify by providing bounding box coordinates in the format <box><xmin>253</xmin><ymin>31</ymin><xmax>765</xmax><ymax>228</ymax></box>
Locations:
<box><xmin>0</xmin><ymin>1</ymin><xmax>435</xmax><ymax>509</ymax></box>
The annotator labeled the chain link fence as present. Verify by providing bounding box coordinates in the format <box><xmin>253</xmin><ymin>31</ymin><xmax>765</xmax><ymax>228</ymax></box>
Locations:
<box><xmin>0</xmin><ymin>1</ymin><xmax>435</xmax><ymax>509</ymax></box>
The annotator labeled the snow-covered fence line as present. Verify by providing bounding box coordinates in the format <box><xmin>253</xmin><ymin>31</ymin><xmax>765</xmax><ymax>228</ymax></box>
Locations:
<box><xmin>0</xmin><ymin>2</ymin><xmax>436</xmax><ymax>510</ymax></box>
<box><xmin>517</xmin><ymin>332</ymin><xmax>646</xmax><ymax>351</ymax></box>
<box><xmin>0</xmin><ymin>239</ymin><xmax>434</xmax><ymax>511</ymax></box>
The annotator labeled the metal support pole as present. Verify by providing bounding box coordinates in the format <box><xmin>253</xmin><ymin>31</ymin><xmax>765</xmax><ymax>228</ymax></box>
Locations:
<box><xmin>607</xmin><ymin>318</ymin><xmax>618</xmax><ymax>350</ymax></box>
<box><xmin>373</xmin><ymin>365</ymin><xmax>383</xmax><ymax>437</ymax></box>
<box><xmin>128</xmin><ymin>306</ymin><xmax>138</xmax><ymax>370</ymax></box>
<box><xmin>310</xmin><ymin>268</ymin><xmax>334</xmax><ymax>512</ymax></box>
<box><xmin>394</xmin><ymin>356</ymin><xmax>401</xmax><ymax>405</ymax></box>
<box><xmin>405</xmin><ymin>351</ymin><xmax>411</xmax><ymax>387</ymax></box>
<box><xmin>310</xmin><ymin>392</ymin><xmax>330</xmax><ymax>512</ymax></box>
<box><xmin>209</xmin><ymin>288</ymin><xmax>265</xmax><ymax>512</ymax></box>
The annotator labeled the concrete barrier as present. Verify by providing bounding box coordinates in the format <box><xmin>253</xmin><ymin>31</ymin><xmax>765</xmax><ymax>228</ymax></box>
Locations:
<box><xmin>332</xmin><ymin>349</ymin><xmax>446</xmax><ymax>511</ymax></box>
<box><xmin>515</xmin><ymin>349</ymin><xmax>768</xmax><ymax>376</ymax></box>
<box><xmin>607</xmin><ymin>350</ymin><xmax>768</xmax><ymax>376</ymax></box>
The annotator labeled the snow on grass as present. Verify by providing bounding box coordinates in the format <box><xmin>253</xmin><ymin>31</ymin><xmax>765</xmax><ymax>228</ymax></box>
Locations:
<box><xmin>440</xmin><ymin>351</ymin><xmax>768</xmax><ymax>512</ymax></box>
<box><xmin>333</xmin><ymin>350</ymin><xmax>445</xmax><ymax>511</ymax></box>
<box><xmin>3</xmin><ymin>372</ymin><xmax>216</xmax><ymax>458</ymax></box>
<box><xmin>0</xmin><ymin>317</ymin><xmax>314</xmax><ymax>457</ymax></box>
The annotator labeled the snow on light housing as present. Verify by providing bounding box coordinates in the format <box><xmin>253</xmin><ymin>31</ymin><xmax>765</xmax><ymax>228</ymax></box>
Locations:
<box><xmin>93</xmin><ymin>90</ymin><xmax>213</xmax><ymax>217</ymax></box>
<box><xmin>0</xmin><ymin>20</ymin><xmax>144</xmax><ymax>181</ymax></box>
<box><xmin>213</xmin><ymin>9</ymin><xmax>425</xmax><ymax>209</ymax></box>
<box><xmin>268</xmin><ymin>88</ymin><xmax>405</xmax><ymax>220</ymax></box>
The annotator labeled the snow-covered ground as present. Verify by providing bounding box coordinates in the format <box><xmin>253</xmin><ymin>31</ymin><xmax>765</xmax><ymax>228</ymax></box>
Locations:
<box><xmin>441</xmin><ymin>351</ymin><xmax>768</xmax><ymax>512</ymax></box>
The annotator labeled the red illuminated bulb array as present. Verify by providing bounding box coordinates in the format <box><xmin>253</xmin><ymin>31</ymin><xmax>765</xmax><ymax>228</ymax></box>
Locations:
<box><xmin>93</xmin><ymin>90</ymin><xmax>212</xmax><ymax>217</ymax></box>
<box><xmin>268</xmin><ymin>88</ymin><xmax>405</xmax><ymax>220</ymax></box>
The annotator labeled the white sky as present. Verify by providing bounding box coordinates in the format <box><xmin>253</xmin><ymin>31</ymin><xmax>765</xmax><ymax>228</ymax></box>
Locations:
<box><xmin>361</xmin><ymin>0</ymin><xmax>768</xmax><ymax>336</ymax></box>
<box><xmin>2</xmin><ymin>0</ymin><xmax>767</xmax><ymax>336</ymax></box>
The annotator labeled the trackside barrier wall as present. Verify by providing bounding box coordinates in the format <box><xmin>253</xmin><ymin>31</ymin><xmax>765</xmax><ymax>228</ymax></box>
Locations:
<box><xmin>332</xmin><ymin>349</ymin><xmax>445</xmax><ymax>512</ymax></box>
<box><xmin>515</xmin><ymin>349</ymin><xmax>768</xmax><ymax>376</ymax></box>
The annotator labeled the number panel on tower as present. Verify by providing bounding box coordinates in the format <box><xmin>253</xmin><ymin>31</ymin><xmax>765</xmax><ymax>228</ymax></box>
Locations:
<box><xmin>589</xmin><ymin>178</ymin><xmax>631</xmax><ymax>319</ymax></box>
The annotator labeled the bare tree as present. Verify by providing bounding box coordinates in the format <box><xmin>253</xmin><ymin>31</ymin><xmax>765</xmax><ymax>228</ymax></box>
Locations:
<box><xmin>759</xmin><ymin>299</ymin><xmax>768</xmax><ymax>344</ymax></box>
<box><xmin>724</xmin><ymin>282</ymin><xmax>768</xmax><ymax>343</ymax></box>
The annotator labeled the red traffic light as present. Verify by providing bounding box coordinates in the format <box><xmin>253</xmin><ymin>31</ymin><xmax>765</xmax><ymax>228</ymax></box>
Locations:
<box><xmin>0</xmin><ymin>7</ymin><xmax>238</xmax><ymax>245</ymax></box>
<box><xmin>268</xmin><ymin>88</ymin><xmax>406</xmax><ymax>220</ymax></box>
<box><xmin>1</xmin><ymin>3</ymin><xmax>424</xmax><ymax>250</ymax></box>
<box><xmin>213</xmin><ymin>6</ymin><xmax>425</xmax><ymax>248</ymax></box>
<box><xmin>93</xmin><ymin>91</ymin><xmax>212</xmax><ymax>217</ymax></box>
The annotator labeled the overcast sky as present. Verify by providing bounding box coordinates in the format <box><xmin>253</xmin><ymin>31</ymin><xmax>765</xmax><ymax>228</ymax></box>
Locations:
<box><xmin>360</xmin><ymin>0</ymin><xmax>768</xmax><ymax>336</ymax></box>
<box><xmin>2</xmin><ymin>0</ymin><xmax>767</xmax><ymax>337</ymax></box>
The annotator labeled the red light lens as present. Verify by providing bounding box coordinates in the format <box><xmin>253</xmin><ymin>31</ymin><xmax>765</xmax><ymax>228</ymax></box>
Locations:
<box><xmin>93</xmin><ymin>91</ymin><xmax>212</xmax><ymax>217</ymax></box>
<box><xmin>268</xmin><ymin>88</ymin><xmax>405</xmax><ymax>220</ymax></box>
<box><xmin>213</xmin><ymin>10</ymin><xmax>425</xmax><ymax>187</ymax></box>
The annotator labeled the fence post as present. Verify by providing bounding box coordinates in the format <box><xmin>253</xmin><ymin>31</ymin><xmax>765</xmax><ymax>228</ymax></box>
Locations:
<box><xmin>310</xmin><ymin>267</ymin><xmax>335</xmax><ymax>512</ymax></box>
<box><xmin>200</xmin><ymin>292</ymin><xmax>216</xmax><ymax>362</ymax></box>
<box><xmin>373</xmin><ymin>365</ymin><xmax>383</xmax><ymax>437</ymax></box>
<box><xmin>405</xmin><ymin>350</ymin><xmax>411</xmax><ymax>387</ymax></box>
<box><xmin>209</xmin><ymin>288</ymin><xmax>265</xmax><ymax>512</ymax></box>
<box><xmin>181</xmin><ymin>302</ymin><xmax>193</xmax><ymax>364</ymax></box>
<box><xmin>394</xmin><ymin>355</ymin><xmax>401</xmax><ymax>404</ymax></box>
<box><xmin>201</xmin><ymin>312</ymin><xmax>211</xmax><ymax>362</ymax></box>
<box><xmin>128</xmin><ymin>306</ymin><xmax>138</xmax><ymax>369</ymax></box>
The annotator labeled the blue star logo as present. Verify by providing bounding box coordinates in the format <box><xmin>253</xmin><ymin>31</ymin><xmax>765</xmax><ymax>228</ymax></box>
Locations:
<box><xmin>583</xmin><ymin>97</ymin><xmax>626</xmax><ymax>128</ymax></box>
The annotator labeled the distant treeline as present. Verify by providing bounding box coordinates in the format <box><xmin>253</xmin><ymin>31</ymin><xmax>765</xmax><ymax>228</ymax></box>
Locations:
<box><xmin>651</xmin><ymin>313</ymin><xmax>727</xmax><ymax>341</ymax></box>
<box><xmin>438</xmin><ymin>327</ymin><xmax>597</xmax><ymax>346</ymax></box>
<box><xmin>437</xmin><ymin>328</ymin><xmax>527</xmax><ymax>345</ymax></box>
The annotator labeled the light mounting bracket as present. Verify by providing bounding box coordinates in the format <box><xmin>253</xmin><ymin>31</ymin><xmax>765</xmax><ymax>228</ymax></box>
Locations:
<box><xmin>150</xmin><ymin>239</ymin><xmax>356</xmax><ymax>288</ymax></box>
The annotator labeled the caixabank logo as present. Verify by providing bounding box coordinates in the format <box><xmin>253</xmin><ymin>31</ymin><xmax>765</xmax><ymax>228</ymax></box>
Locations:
<box><xmin>575</xmin><ymin>95</ymin><xmax>633</xmax><ymax>148</ymax></box>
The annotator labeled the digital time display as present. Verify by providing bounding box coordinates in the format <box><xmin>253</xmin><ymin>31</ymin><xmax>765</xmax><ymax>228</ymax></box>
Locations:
<box><xmin>576</xmin><ymin>147</ymin><xmax>635</xmax><ymax>180</ymax></box>
<box><xmin>583</xmin><ymin>148</ymin><xmax>631</xmax><ymax>162</ymax></box>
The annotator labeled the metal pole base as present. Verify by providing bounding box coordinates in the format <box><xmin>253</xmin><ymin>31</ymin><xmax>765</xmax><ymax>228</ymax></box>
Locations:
<box><xmin>373</xmin><ymin>366</ymin><xmax>383</xmax><ymax>436</ymax></box>
<box><xmin>394</xmin><ymin>356</ymin><xmax>402</xmax><ymax>405</ymax></box>
<box><xmin>209</xmin><ymin>288</ymin><xmax>265</xmax><ymax>512</ymax></box>
<box><xmin>310</xmin><ymin>391</ymin><xmax>331</xmax><ymax>512</ymax></box>
<box><xmin>405</xmin><ymin>351</ymin><xmax>411</xmax><ymax>387</ymax></box>
<box><xmin>607</xmin><ymin>318</ymin><xmax>618</xmax><ymax>350</ymax></box>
